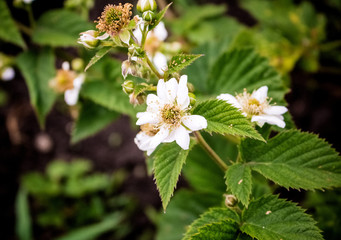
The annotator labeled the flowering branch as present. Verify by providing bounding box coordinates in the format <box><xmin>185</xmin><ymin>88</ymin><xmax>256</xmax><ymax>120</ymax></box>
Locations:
<box><xmin>193</xmin><ymin>131</ymin><xmax>228</xmax><ymax>172</ymax></box>
<box><xmin>146</xmin><ymin>56</ymin><xmax>163</xmax><ymax>79</ymax></box>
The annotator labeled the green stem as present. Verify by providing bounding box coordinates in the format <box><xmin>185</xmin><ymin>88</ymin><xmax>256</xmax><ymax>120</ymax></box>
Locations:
<box><xmin>141</xmin><ymin>24</ymin><xmax>148</xmax><ymax>49</ymax></box>
<box><xmin>16</xmin><ymin>22</ymin><xmax>32</xmax><ymax>36</ymax></box>
<box><xmin>146</xmin><ymin>56</ymin><xmax>163</xmax><ymax>79</ymax></box>
<box><xmin>320</xmin><ymin>40</ymin><xmax>341</xmax><ymax>52</ymax></box>
<box><xmin>26</xmin><ymin>5</ymin><xmax>35</xmax><ymax>28</ymax></box>
<box><xmin>194</xmin><ymin>131</ymin><xmax>228</xmax><ymax>172</ymax></box>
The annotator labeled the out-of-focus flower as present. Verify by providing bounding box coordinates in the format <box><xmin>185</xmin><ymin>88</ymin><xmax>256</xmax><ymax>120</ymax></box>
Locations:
<box><xmin>217</xmin><ymin>86</ymin><xmax>288</xmax><ymax>128</ymax></box>
<box><xmin>78</xmin><ymin>30</ymin><xmax>109</xmax><ymax>49</ymax></box>
<box><xmin>1</xmin><ymin>67</ymin><xmax>15</xmax><ymax>81</ymax></box>
<box><xmin>135</xmin><ymin>75</ymin><xmax>207</xmax><ymax>154</ymax></box>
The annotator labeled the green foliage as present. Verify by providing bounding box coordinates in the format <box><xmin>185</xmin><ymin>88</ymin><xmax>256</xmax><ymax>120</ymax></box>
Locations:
<box><xmin>16</xmin><ymin>48</ymin><xmax>57</xmax><ymax>127</ymax></box>
<box><xmin>0</xmin><ymin>0</ymin><xmax>26</xmax><ymax>48</ymax></box>
<box><xmin>32</xmin><ymin>9</ymin><xmax>93</xmax><ymax>47</ymax></box>
<box><xmin>191</xmin><ymin>220</ymin><xmax>239</xmax><ymax>240</ymax></box>
<box><xmin>241</xmin><ymin>195</ymin><xmax>323</xmax><ymax>240</ymax></box>
<box><xmin>192</xmin><ymin>99</ymin><xmax>264</xmax><ymax>141</ymax></box>
<box><xmin>85</xmin><ymin>47</ymin><xmax>112</xmax><ymax>72</ymax></box>
<box><xmin>71</xmin><ymin>100</ymin><xmax>119</xmax><ymax>143</ymax></box>
<box><xmin>152</xmin><ymin>141</ymin><xmax>196</xmax><ymax>210</ymax></box>
<box><xmin>184</xmin><ymin>208</ymin><xmax>240</xmax><ymax>240</ymax></box>
<box><xmin>167</xmin><ymin>54</ymin><xmax>203</xmax><ymax>75</ymax></box>
<box><xmin>240</xmin><ymin>130</ymin><xmax>341</xmax><ymax>190</ymax></box>
<box><xmin>225</xmin><ymin>163</ymin><xmax>252</xmax><ymax>206</ymax></box>
<box><xmin>15</xmin><ymin>188</ymin><xmax>32</xmax><ymax>240</ymax></box>
<box><xmin>149</xmin><ymin>3</ymin><xmax>172</xmax><ymax>31</ymax></box>
<box><xmin>156</xmin><ymin>190</ymin><xmax>222</xmax><ymax>240</ymax></box>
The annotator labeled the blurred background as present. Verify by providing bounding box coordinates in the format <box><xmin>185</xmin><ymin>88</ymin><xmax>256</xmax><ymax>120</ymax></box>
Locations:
<box><xmin>0</xmin><ymin>0</ymin><xmax>340</xmax><ymax>239</ymax></box>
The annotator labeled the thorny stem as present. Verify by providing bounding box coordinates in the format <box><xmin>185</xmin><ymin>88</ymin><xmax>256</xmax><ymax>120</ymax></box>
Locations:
<box><xmin>146</xmin><ymin>56</ymin><xmax>163</xmax><ymax>79</ymax></box>
<box><xmin>194</xmin><ymin>131</ymin><xmax>228</xmax><ymax>172</ymax></box>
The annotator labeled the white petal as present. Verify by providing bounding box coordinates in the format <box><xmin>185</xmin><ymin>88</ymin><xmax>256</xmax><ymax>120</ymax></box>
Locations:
<box><xmin>149</xmin><ymin>126</ymin><xmax>169</xmax><ymax>149</ymax></box>
<box><xmin>136</xmin><ymin>112</ymin><xmax>158</xmax><ymax>125</ymax></box>
<box><xmin>153</xmin><ymin>52</ymin><xmax>167</xmax><ymax>73</ymax></box>
<box><xmin>217</xmin><ymin>93</ymin><xmax>241</xmax><ymax>109</ymax></box>
<box><xmin>96</xmin><ymin>33</ymin><xmax>109</xmax><ymax>40</ymax></box>
<box><xmin>264</xmin><ymin>106</ymin><xmax>288</xmax><ymax>115</ymax></box>
<box><xmin>73</xmin><ymin>74</ymin><xmax>85</xmax><ymax>89</ymax></box>
<box><xmin>157</xmin><ymin>79</ymin><xmax>167</xmax><ymax>101</ymax></box>
<box><xmin>174</xmin><ymin>126</ymin><xmax>190</xmax><ymax>150</ymax></box>
<box><xmin>146</xmin><ymin>148</ymin><xmax>156</xmax><ymax>156</ymax></box>
<box><xmin>252</xmin><ymin>86</ymin><xmax>268</xmax><ymax>103</ymax></box>
<box><xmin>154</xmin><ymin>21</ymin><xmax>168</xmax><ymax>41</ymax></box>
<box><xmin>146</xmin><ymin>94</ymin><xmax>162</xmax><ymax>112</ymax></box>
<box><xmin>165</xmin><ymin>78</ymin><xmax>178</xmax><ymax>103</ymax></box>
<box><xmin>133</xmin><ymin>24</ymin><xmax>143</xmax><ymax>44</ymax></box>
<box><xmin>62</xmin><ymin>61</ymin><xmax>70</xmax><ymax>71</ymax></box>
<box><xmin>182</xmin><ymin>115</ymin><xmax>207</xmax><ymax>131</ymax></box>
<box><xmin>1</xmin><ymin>67</ymin><xmax>15</xmax><ymax>81</ymax></box>
<box><xmin>252</xmin><ymin>115</ymin><xmax>286</xmax><ymax>128</ymax></box>
<box><xmin>64</xmin><ymin>88</ymin><xmax>80</xmax><ymax>106</ymax></box>
<box><xmin>176</xmin><ymin>75</ymin><xmax>190</xmax><ymax>109</ymax></box>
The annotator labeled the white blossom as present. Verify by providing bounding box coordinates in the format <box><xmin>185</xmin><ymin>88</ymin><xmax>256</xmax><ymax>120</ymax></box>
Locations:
<box><xmin>135</xmin><ymin>75</ymin><xmax>207</xmax><ymax>155</ymax></box>
<box><xmin>1</xmin><ymin>67</ymin><xmax>15</xmax><ymax>81</ymax></box>
<box><xmin>217</xmin><ymin>86</ymin><xmax>288</xmax><ymax>128</ymax></box>
<box><xmin>64</xmin><ymin>74</ymin><xmax>85</xmax><ymax>106</ymax></box>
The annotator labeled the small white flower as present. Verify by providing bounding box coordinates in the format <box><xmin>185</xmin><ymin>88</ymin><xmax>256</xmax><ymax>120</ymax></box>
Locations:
<box><xmin>78</xmin><ymin>30</ymin><xmax>109</xmax><ymax>49</ymax></box>
<box><xmin>64</xmin><ymin>74</ymin><xmax>85</xmax><ymax>106</ymax></box>
<box><xmin>217</xmin><ymin>86</ymin><xmax>288</xmax><ymax>128</ymax></box>
<box><xmin>1</xmin><ymin>67</ymin><xmax>15</xmax><ymax>81</ymax></box>
<box><xmin>135</xmin><ymin>75</ymin><xmax>207</xmax><ymax>154</ymax></box>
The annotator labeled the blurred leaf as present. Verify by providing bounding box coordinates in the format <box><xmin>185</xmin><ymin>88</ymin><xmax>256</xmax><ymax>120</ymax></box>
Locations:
<box><xmin>156</xmin><ymin>190</ymin><xmax>222</xmax><ymax>240</ymax></box>
<box><xmin>68</xmin><ymin>159</ymin><xmax>92</xmax><ymax>178</ymax></box>
<box><xmin>22</xmin><ymin>172</ymin><xmax>60</xmax><ymax>196</ymax></box>
<box><xmin>15</xmin><ymin>188</ymin><xmax>32</xmax><ymax>240</ymax></box>
<box><xmin>0</xmin><ymin>88</ymin><xmax>8</xmax><ymax>106</ymax></box>
<box><xmin>32</xmin><ymin>9</ymin><xmax>93</xmax><ymax>47</ymax></box>
<box><xmin>167</xmin><ymin>54</ymin><xmax>203</xmax><ymax>75</ymax></box>
<box><xmin>85</xmin><ymin>47</ymin><xmax>112</xmax><ymax>72</ymax></box>
<box><xmin>46</xmin><ymin>160</ymin><xmax>69</xmax><ymax>181</ymax></box>
<box><xmin>0</xmin><ymin>0</ymin><xmax>26</xmax><ymax>48</ymax></box>
<box><xmin>65</xmin><ymin>174</ymin><xmax>109</xmax><ymax>197</ymax></box>
<box><xmin>56</xmin><ymin>213</ymin><xmax>123</xmax><ymax>240</ymax></box>
<box><xmin>71</xmin><ymin>100</ymin><xmax>119</xmax><ymax>144</ymax></box>
<box><xmin>191</xmin><ymin>220</ymin><xmax>239</xmax><ymax>240</ymax></box>
<box><xmin>16</xmin><ymin>48</ymin><xmax>57</xmax><ymax>127</ymax></box>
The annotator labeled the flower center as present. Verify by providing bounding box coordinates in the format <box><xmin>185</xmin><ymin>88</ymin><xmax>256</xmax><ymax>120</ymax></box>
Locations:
<box><xmin>236</xmin><ymin>89</ymin><xmax>268</xmax><ymax>116</ymax></box>
<box><xmin>161</xmin><ymin>104</ymin><xmax>182</xmax><ymax>126</ymax></box>
<box><xmin>50</xmin><ymin>69</ymin><xmax>76</xmax><ymax>92</ymax></box>
<box><xmin>141</xmin><ymin>123</ymin><xmax>159</xmax><ymax>136</ymax></box>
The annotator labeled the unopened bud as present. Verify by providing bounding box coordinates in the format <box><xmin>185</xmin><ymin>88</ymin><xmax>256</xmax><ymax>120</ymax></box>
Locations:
<box><xmin>224</xmin><ymin>194</ymin><xmax>237</xmax><ymax>207</ymax></box>
<box><xmin>122</xmin><ymin>80</ymin><xmax>134</xmax><ymax>95</ymax></box>
<box><xmin>142</xmin><ymin>10</ymin><xmax>155</xmax><ymax>21</ymax></box>
<box><xmin>71</xmin><ymin>58</ymin><xmax>84</xmax><ymax>72</ymax></box>
<box><xmin>128</xmin><ymin>45</ymin><xmax>144</xmax><ymax>57</ymax></box>
<box><xmin>187</xmin><ymin>82</ymin><xmax>195</xmax><ymax>92</ymax></box>
<box><xmin>137</xmin><ymin>0</ymin><xmax>157</xmax><ymax>13</ymax></box>
<box><xmin>129</xmin><ymin>93</ymin><xmax>145</xmax><ymax>106</ymax></box>
<box><xmin>77</xmin><ymin>30</ymin><xmax>109</xmax><ymax>49</ymax></box>
<box><xmin>122</xmin><ymin>60</ymin><xmax>138</xmax><ymax>79</ymax></box>
<box><xmin>188</xmin><ymin>93</ymin><xmax>196</xmax><ymax>106</ymax></box>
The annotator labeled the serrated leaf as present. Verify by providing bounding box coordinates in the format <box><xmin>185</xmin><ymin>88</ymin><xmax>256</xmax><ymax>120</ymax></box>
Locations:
<box><xmin>191</xmin><ymin>220</ymin><xmax>239</xmax><ymax>240</ymax></box>
<box><xmin>85</xmin><ymin>47</ymin><xmax>112</xmax><ymax>72</ymax></box>
<box><xmin>192</xmin><ymin>99</ymin><xmax>264</xmax><ymax>141</ymax></box>
<box><xmin>152</xmin><ymin>141</ymin><xmax>195</xmax><ymax>210</ymax></box>
<box><xmin>0</xmin><ymin>0</ymin><xmax>26</xmax><ymax>48</ymax></box>
<box><xmin>184</xmin><ymin>207</ymin><xmax>240</xmax><ymax>240</ymax></box>
<box><xmin>241</xmin><ymin>195</ymin><xmax>323</xmax><ymax>240</ymax></box>
<box><xmin>167</xmin><ymin>54</ymin><xmax>203</xmax><ymax>75</ymax></box>
<box><xmin>32</xmin><ymin>9</ymin><xmax>93</xmax><ymax>47</ymax></box>
<box><xmin>16</xmin><ymin>48</ymin><xmax>57</xmax><ymax>127</ymax></box>
<box><xmin>71</xmin><ymin>101</ymin><xmax>118</xmax><ymax>144</ymax></box>
<box><xmin>149</xmin><ymin>3</ymin><xmax>172</xmax><ymax>31</ymax></box>
<box><xmin>225</xmin><ymin>163</ymin><xmax>252</xmax><ymax>206</ymax></box>
<box><xmin>241</xmin><ymin>130</ymin><xmax>341</xmax><ymax>190</ymax></box>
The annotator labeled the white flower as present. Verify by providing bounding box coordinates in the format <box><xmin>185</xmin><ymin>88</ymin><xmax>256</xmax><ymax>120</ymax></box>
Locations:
<box><xmin>1</xmin><ymin>67</ymin><xmax>15</xmax><ymax>81</ymax></box>
<box><xmin>217</xmin><ymin>86</ymin><xmax>288</xmax><ymax>128</ymax></box>
<box><xmin>135</xmin><ymin>75</ymin><xmax>207</xmax><ymax>154</ymax></box>
<box><xmin>78</xmin><ymin>30</ymin><xmax>109</xmax><ymax>49</ymax></box>
<box><xmin>23</xmin><ymin>0</ymin><xmax>35</xmax><ymax>4</ymax></box>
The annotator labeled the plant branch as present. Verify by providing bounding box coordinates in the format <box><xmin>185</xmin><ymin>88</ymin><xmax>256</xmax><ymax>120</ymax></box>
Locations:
<box><xmin>16</xmin><ymin>22</ymin><xmax>32</xmax><ymax>36</ymax></box>
<box><xmin>194</xmin><ymin>131</ymin><xmax>228</xmax><ymax>172</ymax></box>
<box><xmin>146</xmin><ymin>56</ymin><xmax>163</xmax><ymax>79</ymax></box>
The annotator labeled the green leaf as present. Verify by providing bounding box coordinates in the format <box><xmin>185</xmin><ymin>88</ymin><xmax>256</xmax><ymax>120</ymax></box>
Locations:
<box><xmin>207</xmin><ymin>49</ymin><xmax>288</xmax><ymax>103</ymax></box>
<box><xmin>149</xmin><ymin>3</ymin><xmax>172</xmax><ymax>30</ymax></box>
<box><xmin>152</xmin><ymin>141</ymin><xmax>196</xmax><ymax>210</ymax></box>
<box><xmin>32</xmin><ymin>9</ymin><xmax>93</xmax><ymax>47</ymax></box>
<box><xmin>15</xmin><ymin>188</ymin><xmax>32</xmax><ymax>240</ymax></box>
<box><xmin>241</xmin><ymin>195</ymin><xmax>323</xmax><ymax>240</ymax></box>
<box><xmin>167</xmin><ymin>54</ymin><xmax>203</xmax><ymax>75</ymax></box>
<box><xmin>0</xmin><ymin>0</ymin><xmax>26</xmax><ymax>48</ymax></box>
<box><xmin>184</xmin><ymin>207</ymin><xmax>240</xmax><ymax>240</ymax></box>
<box><xmin>55</xmin><ymin>213</ymin><xmax>123</xmax><ymax>240</ymax></box>
<box><xmin>71</xmin><ymin>101</ymin><xmax>118</xmax><ymax>144</ymax></box>
<box><xmin>16</xmin><ymin>48</ymin><xmax>57</xmax><ymax>127</ymax></box>
<box><xmin>191</xmin><ymin>220</ymin><xmax>239</xmax><ymax>240</ymax></box>
<box><xmin>240</xmin><ymin>130</ymin><xmax>341</xmax><ymax>190</ymax></box>
<box><xmin>156</xmin><ymin>190</ymin><xmax>221</xmax><ymax>240</ymax></box>
<box><xmin>225</xmin><ymin>163</ymin><xmax>252</xmax><ymax>207</ymax></box>
<box><xmin>192</xmin><ymin>99</ymin><xmax>264</xmax><ymax>141</ymax></box>
<box><xmin>85</xmin><ymin>47</ymin><xmax>112</xmax><ymax>72</ymax></box>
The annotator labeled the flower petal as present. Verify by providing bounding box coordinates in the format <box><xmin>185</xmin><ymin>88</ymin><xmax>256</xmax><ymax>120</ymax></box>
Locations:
<box><xmin>136</xmin><ymin>112</ymin><xmax>158</xmax><ymax>125</ymax></box>
<box><xmin>146</xmin><ymin>94</ymin><xmax>162</xmax><ymax>113</ymax></box>
<box><xmin>73</xmin><ymin>74</ymin><xmax>85</xmax><ymax>89</ymax></box>
<box><xmin>153</xmin><ymin>21</ymin><xmax>168</xmax><ymax>41</ymax></box>
<box><xmin>182</xmin><ymin>115</ymin><xmax>207</xmax><ymax>131</ymax></box>
<box><xmin>174</xmin><ymin>125</ymin><xmax>190</xmax><ymax>150</ymax></box>
<box><xmin>62</xmin><ymin>61</ymin><xmax>70</xmax><ymax>71</ymax></box>
<box><xmin>96</xmin><ymin>33</ymin><xmax>110</xmax><ymax>40</ymax></box>
<box><xmin>252</xmin><ymin>86</ymin><xmax>268</xmax><ymax>103</ymax></box>
<box><xmin>252</xmin><ymin>114</ymin><xmax>286</xmax><ymax>128</ymax></box>
<box><xmin>165</xmin><ymin>78</ymin><xmax>178</xmax><ymax>103</ymax></box>
<box><xmin>217</xmin><ymin>93</ymin><xmax>241</xmax><ymax>109</ymax></box>
<box><xmin>64</xmin><ymin>88</ymin><xmax>80</xmax><ymax>106</ymax></box>
<box><xmin>153</xmin><ymin>52</ymin><xmax>168</xmax><ymax>74</ymax></box>
<box><xmin>133</xmin><ymin>24</ymin><xmax>143</xmax><ymax>44</ymax></box>
<box><xmin>264</xmin><ymin>106</ymin><xmax>288</xmax><ymax>115</ymax></box>
<box><xmin>119</xmin><ymin>29</ymin><xmax>131</xmax><ymax>44</ymax></box>
<box><xmin>149</xmin><ymin>126</ymin><xmax>169</xmax><ymax>149</ymax></box>
<box><xmin>1</xmin><ymin>67</ymin><xmax>15</xmax><ymax>81</ymax></box>
<box><xmin>176</xmin><ymin>75</ymin><xmax>190</xmax><ymax>109</ymax></box>
<box><xmin>157</xmin><ymin>79</ymin><xmax>167</xmax><ymax>101</ymax></box>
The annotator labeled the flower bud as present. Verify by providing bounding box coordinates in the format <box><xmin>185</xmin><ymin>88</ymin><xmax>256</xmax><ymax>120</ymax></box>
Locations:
<box><xmin>129</xmin><ymin>93</ymin><xmax>145</xmax><ymax>106</ymax></box>
<box><xmin>187</xmin><ymin>82</ymin><xmax>195</xmax><ymax>92</ymax></box>
<box><xmin>128</xmin><ymin>45</ymin><xmax>144</xmax><ymax>57</ymax></box>
<box><xmin>137</xmin><ymin>0</ymin><xmax>157</xmax><ymax>13</ymax></box>
<box><xmin>122</xmin><ymin>60</ymin><xmax>138</xmax><ymax>79</ymax></box>
<box><xmin>224</xmin><ymin>194</ymin><xmax>237</xmax><ymax>207</ymax></box>
<box><xmin>122</xmin><ymin>80</ymin><xmax>135</xmax><ymax>95</ymax></box>
<box><xmin>188</xmin><ymin>92</ymin><xmax>196</xmax><ymax>106</ymax></box>
<box><xmin>77</xmin><ymin>30</ymin><xmax>103</xmax><ymax>49</ymax></box>
<box><xmin>71</xmin><ymin>58</ymin><xmax>84</xmax><ymax>72</ymax></box>
<box><xmin>142</xmin><ymin>10</ymin><xmax>155</xmax><ymax>21</ymax></box>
